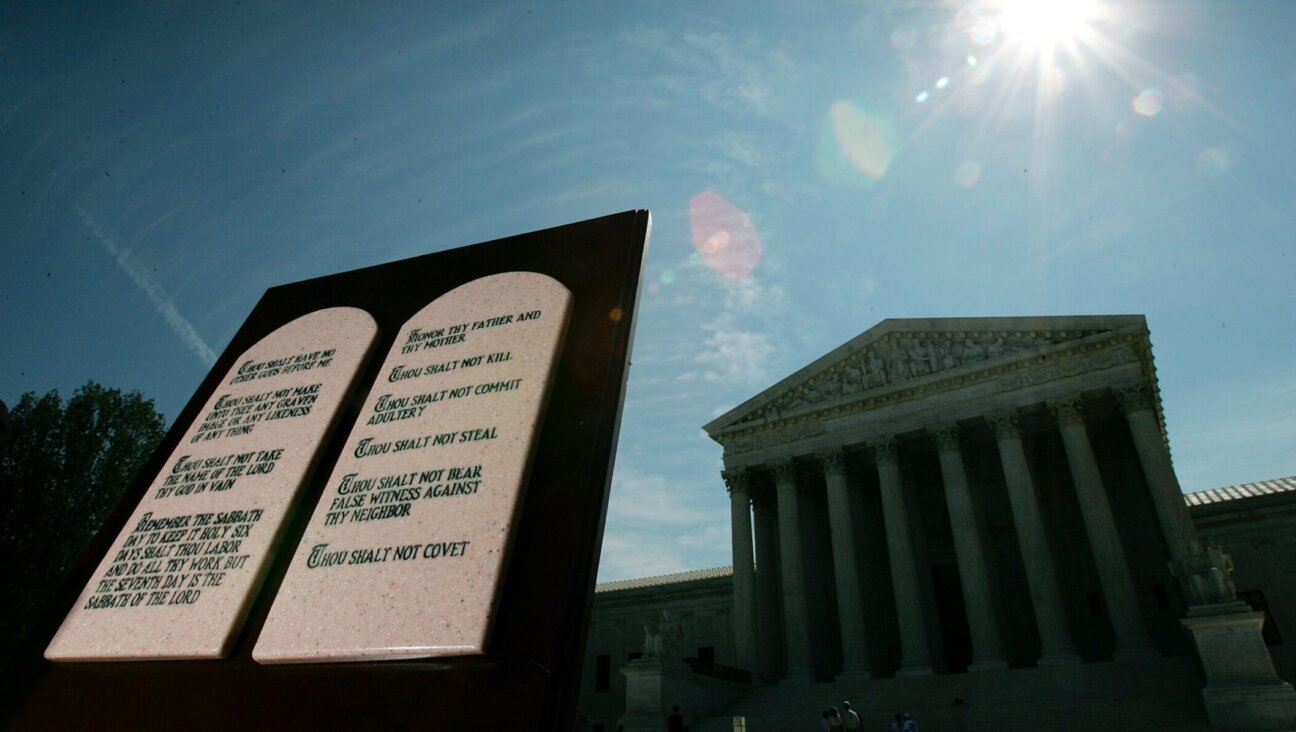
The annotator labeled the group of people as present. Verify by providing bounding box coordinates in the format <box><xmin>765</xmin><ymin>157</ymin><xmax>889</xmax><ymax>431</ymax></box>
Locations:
<box><xmin>819</xmin><ymin>698</ymin><xmax>971</xmax><ymax>731</ymax></box>
<box><xmin>820</xmin><ymin>707</ymin><xmax>918</xmax><ymax>731</ymax></box>
<box><xmin>817</xmin><ymin>701</ymin><xmax>864</xmax><ymax>731</ymax></box>
<box><xmin>887</xmin><ymin>712</ymin><xmax>919</xmax><ymax>732</ymax></box>
<box><xmin>667</xmin><ymin>696</ymin><xmax>970</xmax><ymax>731</ymax></box>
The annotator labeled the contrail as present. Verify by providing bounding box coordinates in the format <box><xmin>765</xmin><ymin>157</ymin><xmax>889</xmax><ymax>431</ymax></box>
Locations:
<box><xmin>78</xmin><ymin>207</ymin><xmax>218</xmax><ymax>365</ymax></box>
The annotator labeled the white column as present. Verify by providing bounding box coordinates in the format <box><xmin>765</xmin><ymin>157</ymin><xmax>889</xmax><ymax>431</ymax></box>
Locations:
<box><xmin>871</xmin><ymin>437</ymin><xmax>933</xmax><ymax>677</ymax></box>
<box><xmin>818</xmin><ymin>448</ymin><xmax>871</xmax><ymax>680</ymax></box>
<box><xmin>986</xmin><ymin>410</ymin><xmax>1079</xmax><ymax>666</ymax></box>
<box><xmin>772</xmin><ymin>458</ymin><xmax>814</xmax><ymax>682</ymax></box>
<box><xmin>753</xmin><ymin>490</ymin><xmax>783</xmax><ymax>682</ymax></box>
<box><xmin>1051</xmin><ymin>397</ymin><xmax>1157</xmax><ymax>659</ymax></box>
<box><xmin>724</xmin><ymin>468</ymin><xmax>760</xmax><ymax>677</ymax></box>
<box><xmin>1114</xmin><ymin>381</ymin><xmax>1201</xmax><ymax>562</ymax></box>
<box><xmin>931</xmin><ymin>423</ymin><xmax>1007</xmax><ymax>671</ymax></box>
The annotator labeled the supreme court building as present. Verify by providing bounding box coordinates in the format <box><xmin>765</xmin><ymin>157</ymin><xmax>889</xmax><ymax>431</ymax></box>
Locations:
<box><xmin>580</xmin><ymin>315</ymin><xmax>1296</xmax><ymax>731</ymax></box>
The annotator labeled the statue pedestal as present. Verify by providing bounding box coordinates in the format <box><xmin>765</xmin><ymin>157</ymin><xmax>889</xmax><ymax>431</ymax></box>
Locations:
<box><xmin>620</xmin><ymin>659</ymin><xmax>749</xmax><ymax>732</ymax></box>
<box><xmin>620</xmin><ymin>659</ymin><xmax>693</xmax><ymax>732</ymax></box>
<box><xmin>1181</xmin><ymin>601</ymin><xmax>1296</xmax><ymax>731</ymax></box>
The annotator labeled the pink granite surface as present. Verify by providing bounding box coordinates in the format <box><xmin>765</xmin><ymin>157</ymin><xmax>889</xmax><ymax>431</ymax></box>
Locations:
<box><xmin>254</xmin><ymin>272</ymin><xmax>572</xmax><ymax>663</ymax></box>
<box><xmin>45</xmin><ymin>308</ymin><xmax>379</xmax><ymax>661</ymax></box>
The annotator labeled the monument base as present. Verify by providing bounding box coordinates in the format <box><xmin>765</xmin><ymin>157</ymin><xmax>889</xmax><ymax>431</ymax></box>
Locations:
<box><xmin>1182</xmin><ymin>601</ymin><xmax>1296</xmax><ymax>731</ymax></box>
<box><xmin>1112</xmin><ymin>641</ymin><xmax>1161</xmax><ymax>663</ymax></box>
<box><xmin>895</xmin><ymin>664</ymin><xmax>934</xmax><ymax>678</ymax></box>
<box><xmin>1038</xmin><ymin>652</ymin><xmax>1082</xmax><ymax>668</ymax></box>
<box><xmin>835</xmin><ymin>667</ymin><xmax>872</xmax><ymax>682</ymax></box>
<box><xmin>967</xmin><ymin>658</ymin><xmax>1009</xmax><ymax>672</ymax></box>
<box><xmin>1200</xmin><ymin>685</ymin><xmax>1296</xmax><ymax>732</ymax></box>
<box><xmin>621</xmin><ymin>659</ymin><xmax>748</xmax><ymax>732</ymax></box>
<box><xmin>779</xmin><ymin>672</ymin><xmax>815</xmax><ymax>684</ymax></box>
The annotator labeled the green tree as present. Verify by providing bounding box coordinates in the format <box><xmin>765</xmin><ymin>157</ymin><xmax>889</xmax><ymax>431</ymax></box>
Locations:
<box><xmin>0</xmin><ymin>381</ymin><xmax>166</xmax><ymax>667</ymax></box>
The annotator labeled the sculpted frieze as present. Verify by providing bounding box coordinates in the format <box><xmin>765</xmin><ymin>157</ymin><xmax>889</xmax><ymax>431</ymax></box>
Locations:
<box><xmin>994</xmin><ymin>347</ymin><xmax>1137</xmax><ymax>393</ymax></box>
<box><xmin>740</xmin><ymin>329</ymin><xmax>1104</xmax><ymax>425</ymax></box>
<box><xmin>719</xmin><ymin>342</ymin><xmax>1141</xmax><ymax>457</ymax></box>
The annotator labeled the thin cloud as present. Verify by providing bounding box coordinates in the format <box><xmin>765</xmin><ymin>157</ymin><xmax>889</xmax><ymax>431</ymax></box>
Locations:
<box><xmin>689</xmin><ymin>275</ymin><xmax>789</xmax><ymax>386</ymax></box>
<box><xmin>697</xmin><ymin>327</ymin><xmax>776</xmax><ymax>385</ymax></box>
<box><xmin>78</xmin><ymin>208</ymin><xmax>217</xmax><ymax>365</ymax></box>
<box><xmin>679</xmin><ymin>30</ymin><xmax>794</xmax><ymax>116</ymax></box>
<box><xmin>721</xmin><ymin>275</ymin><xmax>788</xmax><ymax>314</ymax></box>
<box><xmin>599</xmin><ymin>531</ymin><xmax>692</xmax><ymax>580</ymax></box>
<box><xmin>618</xmin><ymin>25</ymin><xmax>798</xmax><ymax>118</ymax></box>
<box><xmin>607</xmin><ymin>469</ymin><xmax>713</xmax><ymax>528</ymax></box>
<box><xmin>600</xmin><ymin>467</ymin><xmax>730</xmax><ymax>581</ymax></box>
<box><xmin>1174</xmin><ymin>376</ymin><xmax>1296</xmax><ymax>491</ymax></box>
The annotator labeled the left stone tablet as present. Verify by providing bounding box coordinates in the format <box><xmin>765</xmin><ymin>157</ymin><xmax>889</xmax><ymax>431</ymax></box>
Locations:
<box><xmin>45</xmin><ymin>307</ymin><xmax>379</xmax><ymax>661</ymax></box>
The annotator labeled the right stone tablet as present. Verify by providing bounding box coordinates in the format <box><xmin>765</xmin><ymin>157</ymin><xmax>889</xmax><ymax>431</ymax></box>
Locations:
<box><xmin>254</xmin><ymin>271</ymin><xmax>573</xmax><ymax>663</ymax></box>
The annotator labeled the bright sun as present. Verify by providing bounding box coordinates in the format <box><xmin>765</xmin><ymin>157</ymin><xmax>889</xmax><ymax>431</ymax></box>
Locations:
<box><xmin>996</xmin><ymin>0</ymin><xmax>1101</xmax><ymax>47</ymax></box>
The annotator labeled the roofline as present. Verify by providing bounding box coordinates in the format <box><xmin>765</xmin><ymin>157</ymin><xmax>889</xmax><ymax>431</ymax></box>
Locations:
<box><xmin>594</xmin><ymin>565</ymin><xmax>733</xmax><ymax>593</ymax></box>
<box><xmin>704</xmin><ymin>314</ymin><xmax>1148</xmax><ymax>436</ymax></box>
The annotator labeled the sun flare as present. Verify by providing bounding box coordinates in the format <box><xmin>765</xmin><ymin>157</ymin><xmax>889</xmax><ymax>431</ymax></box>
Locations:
<box><xmin>996</xmin><ymin>0</ymin><xmax>1100</xmax><ymax>48</ymax></box>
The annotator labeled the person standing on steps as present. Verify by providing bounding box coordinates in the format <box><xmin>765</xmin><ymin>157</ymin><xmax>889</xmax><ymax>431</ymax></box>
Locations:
<box><xmin>952</xmin><ymin>698</ymin><xmax>972</xmax><ymax>732</ymax></box>
<box><xmin>841</xmin><ymin>701</ymin><xmax>861</xmax><ymax>731</ymax></box>
<box><xmin>667</xmin><ymin>705</ymin><xmax>685</xmax><ymax>732</ymax></box>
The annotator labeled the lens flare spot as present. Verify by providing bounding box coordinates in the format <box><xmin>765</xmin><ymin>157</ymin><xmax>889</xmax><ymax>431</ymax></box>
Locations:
<box><xmin>1133</xmin><ymin>88</ymin><xmax>1163</xmax><ymax>117</ymax></box>
<box><xmin>955</xmin><ymin>6</ymin><xmax>1001</xmax><ymax>46</ymax></box>
<box><xmin>972</xmin><ymin>21</ymin><xmax>999</xmax><ymax>45</ymax></box>
<box><xmin>701</xmin><ymin>230</ymin><xmax>728</xmax><ymax>254</ymax></box>
<box><xmin>647</xmin><ymin>281</ymin><xmax>661</xmax><ymax>294</ymax></box>
<box><xmin>608</xmin><ymin>308</ymin><xmax>624</xmax><ymax>322</ymax></box>
<box><xmin>1195</xmin><ymin>147</ymin><xmax>1229</xmax><ymax>177</ymax></box>
<box><xmin>936</xmin><ymin>76</ymin><xmax>950</xmax><ymax>89</ymax></box>
<box><xmin>687</xmin><ymin>251</ymin><xmax>702</xmax><ymax>265</ymax></box>
<box><xmin>915</xmin><ymin>91</ymin><xmax>930</xmax><ymax>103</ymax></box>
<box><xmin>891</xmin><ymin>25</ymin><xmax>917</xmax><ymax>51</ymax></box>
<box><xmin>821</xmin><ymin>101</ymin><xmax>896</xmax><ymax>183</ymax></box>
<box><xmin>659</xmin><ymin>270</ymin><xmax>677</xmax><ymax>285</ymax></box>
<box><xmin>954</xmin><ymin>161</ymin><xmax>981</xmax><ymax>188</ymax></box>
<box><xmin>689</xmin><ymin>191</ymin><xmax>763</xmax><ymax>280</ymax></box>
<box><xmin>967</xmin><ymin>54</ymin><xmax>979</xmax><ymax>66</ymax></box>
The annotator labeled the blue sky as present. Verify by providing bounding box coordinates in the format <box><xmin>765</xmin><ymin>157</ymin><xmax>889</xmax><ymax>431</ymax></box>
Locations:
<box><xmin>3</xmin><ymin>2</ymin><xmax>1293</xmax><ymax>582</ymax></box>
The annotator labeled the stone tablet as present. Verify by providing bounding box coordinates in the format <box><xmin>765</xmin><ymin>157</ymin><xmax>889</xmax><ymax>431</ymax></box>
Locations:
<box><xmin>45</xmin><ymin>307</ymin><xmax>379</xmax><ymax>661</ymax></box>
<box><xmin>254</xmin><ymin>272</ymin><xmax>572</xmax><ymax>663</ymax></box>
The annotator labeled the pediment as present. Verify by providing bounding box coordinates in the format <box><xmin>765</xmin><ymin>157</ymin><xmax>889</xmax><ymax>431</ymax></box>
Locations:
<box><xmin>704</xmin><ymin>315</ymin><xmax>1146</xmax><ymax>438</ymax></box>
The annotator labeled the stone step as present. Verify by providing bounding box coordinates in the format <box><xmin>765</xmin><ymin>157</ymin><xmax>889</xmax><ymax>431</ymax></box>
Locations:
<box><xmin>691</xmin><ymin>657</ymin><xmax>1211</xmax><ymax>732</ymax></box>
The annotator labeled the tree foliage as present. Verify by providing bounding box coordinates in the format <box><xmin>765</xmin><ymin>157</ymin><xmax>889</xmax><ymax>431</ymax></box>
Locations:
<box><xmin>0</xmin><ymin>381</ymin><xmax>166</xmax><ymax>666</ymax></box>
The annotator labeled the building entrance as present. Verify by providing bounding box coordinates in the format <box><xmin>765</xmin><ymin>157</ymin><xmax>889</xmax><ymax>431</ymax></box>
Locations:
<box><xmin>931</xmin><ymin>562</ymin><xmax>973</xmax><ymax>673</ymax></box>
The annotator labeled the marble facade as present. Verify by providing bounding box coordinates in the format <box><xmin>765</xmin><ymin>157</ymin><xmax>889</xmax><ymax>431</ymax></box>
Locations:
<box><xmin>581</xmin><ymin>479</ymin><xmax>1296</xmax><ymax>731</ymax></box>
<box><xmin>705</xmin><ymin>315</ymin><xmax>1198</xmax><ymax>680</ymax></box>
<box><xmin>580</xmin><ymin>316</ymin><xmax>1296</xmax><ymax>731</ymax></box>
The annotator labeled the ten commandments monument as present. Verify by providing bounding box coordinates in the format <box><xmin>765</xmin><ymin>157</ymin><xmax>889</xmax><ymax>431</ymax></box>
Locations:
<box><xmin>9</xmin><ymin>210</ymin><xmax>651</xmax><ymax>731</ymax></box>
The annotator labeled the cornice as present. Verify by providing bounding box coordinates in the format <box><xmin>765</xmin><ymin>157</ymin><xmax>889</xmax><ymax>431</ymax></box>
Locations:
<box><xmin>717</xmin><ymin>337</ymin><xmax>1144</xmax><ymax>456</ymax></box>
